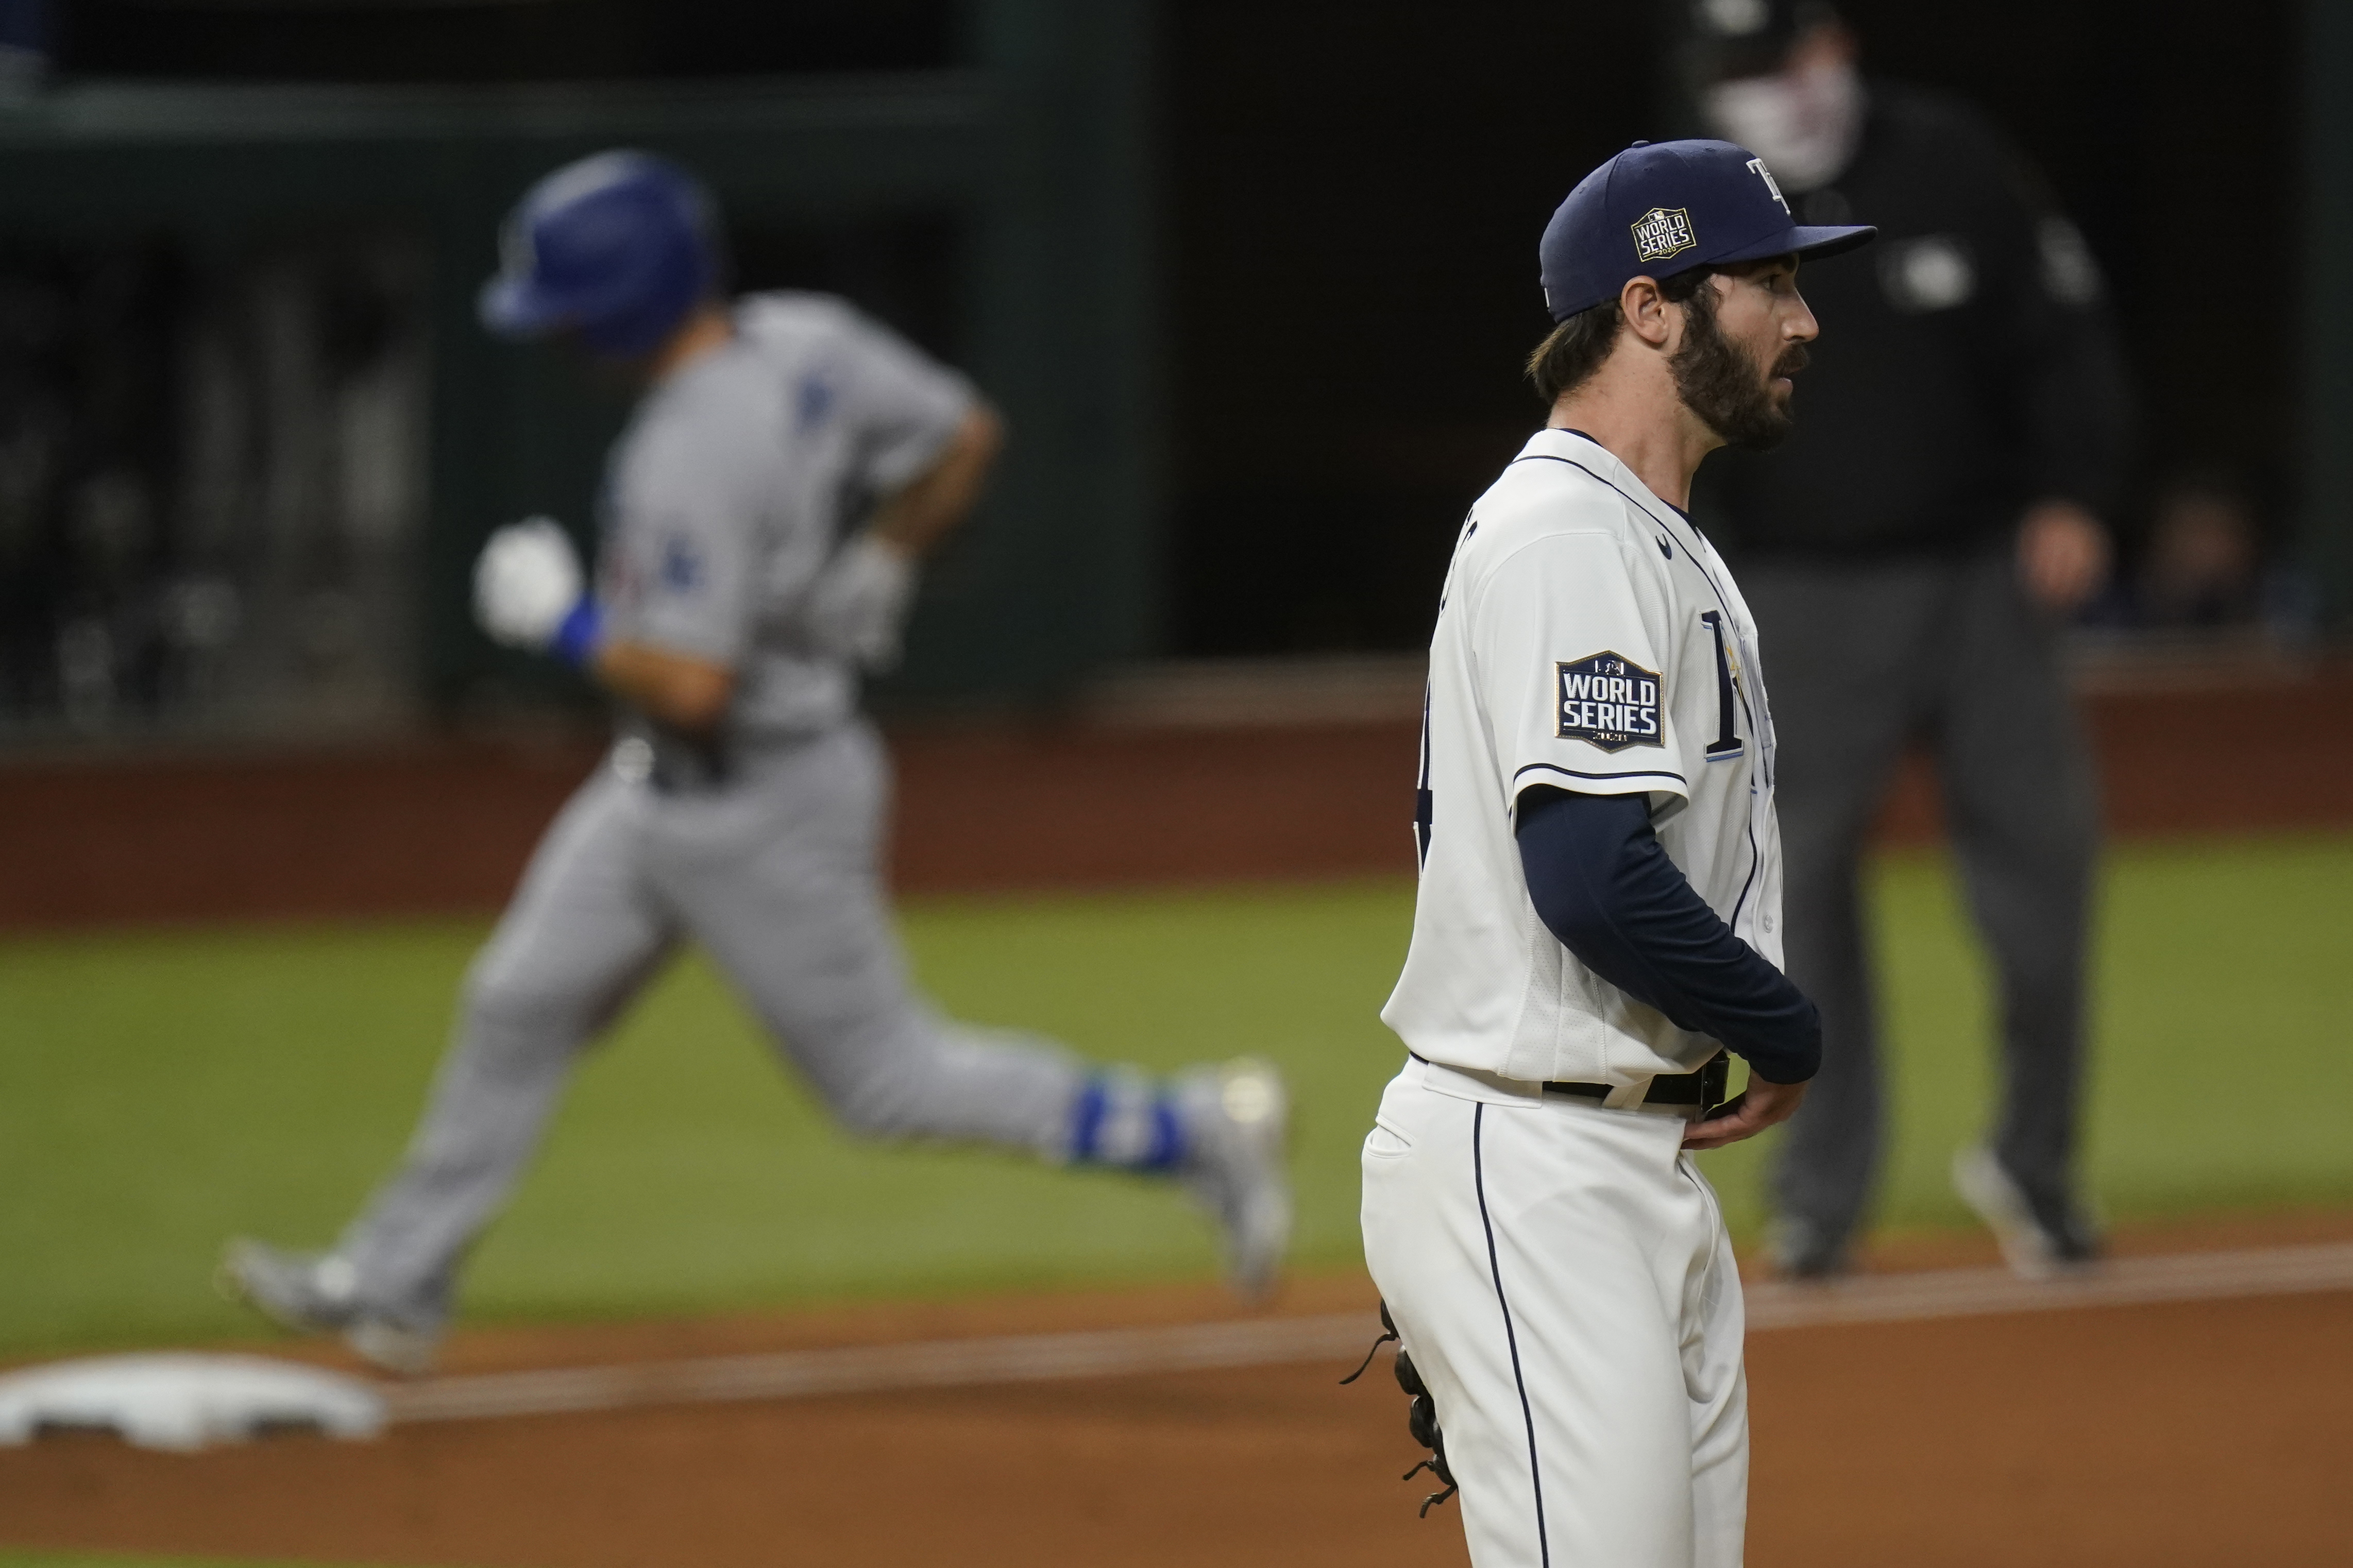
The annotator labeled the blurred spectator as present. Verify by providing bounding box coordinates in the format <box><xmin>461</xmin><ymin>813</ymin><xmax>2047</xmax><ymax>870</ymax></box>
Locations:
<box><xmin>1687</xmin><ymin>0</ymin><xmax>2132</xmax><ymax>1279</ymax></box>
<box><xmin>2077</xmin><ymin>471</ymin><xmax>2325</xmax><ymax>641</ymax></box>
<box><xmin>0</xmin><ymin>237</ymin><xmax>428</xmax><ymax>740</ymax></box>
<box><xmin>2139</xmin><ymin>473</ymin><xmax>2261</xmax><ymax>627</ymax></box>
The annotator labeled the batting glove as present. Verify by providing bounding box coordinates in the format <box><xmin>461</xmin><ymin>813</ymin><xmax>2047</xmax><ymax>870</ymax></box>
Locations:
<box><xmin>803</xmin><ymin>532</ymin><xmax>916</xmax><ymax>671</ymax></box>
<box><xmin>473</xmin><ymin>517</ymin><xmax>602</xmax><ymax>666</ymax></box>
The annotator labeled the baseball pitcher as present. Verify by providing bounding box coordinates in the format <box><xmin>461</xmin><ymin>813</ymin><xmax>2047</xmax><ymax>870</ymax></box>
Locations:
<box><xmin>1359</xmin><ymin>140</ymin><xmax>1871</xmax><ymax>1566</ymax></box>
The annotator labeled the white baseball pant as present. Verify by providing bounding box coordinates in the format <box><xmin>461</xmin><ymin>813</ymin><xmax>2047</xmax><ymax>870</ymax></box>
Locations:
<box><xmin>1361</xmin><ymin>1055</ymin><xmax>1749</xmax><ymax>1568</ymax></box>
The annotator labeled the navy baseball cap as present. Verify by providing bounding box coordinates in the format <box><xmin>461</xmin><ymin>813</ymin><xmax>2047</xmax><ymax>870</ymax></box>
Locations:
<box><xmin>1538</xmin><ymin>139</ymin><xmax>1874</xmax><ymax>321</ymax></box>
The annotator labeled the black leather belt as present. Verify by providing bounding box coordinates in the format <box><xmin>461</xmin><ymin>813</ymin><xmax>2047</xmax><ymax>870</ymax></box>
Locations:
<box><xmin>1408</xmin><ymin>1050</ymin><xmax>1731</xmax><ymax>1114</ymax></box>
<box><xmin>648</xmin><ymin>750</ymin><xmax>732</xmax><ymax>794</ymax></box>
<box><xmin>632</xmin><ymin>728</ymin><xmax>834</xmax><ymax>795</ymax></box>
<box><xmin>1545</xmin><ymin>1051</ymin><xmax>1729</xmax><ymax>1113</ymax></box>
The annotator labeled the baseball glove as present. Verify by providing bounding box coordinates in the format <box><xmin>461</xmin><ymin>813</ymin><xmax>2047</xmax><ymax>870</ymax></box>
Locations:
<box><xmin>1341</xmin><ymin>1301</ymin><xmax>1459</xmax><ymax>1517</ymax></box>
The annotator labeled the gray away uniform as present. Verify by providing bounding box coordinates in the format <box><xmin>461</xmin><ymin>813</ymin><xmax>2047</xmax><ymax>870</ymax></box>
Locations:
<box><xmin>338</xmin><ymin>294</ymin><xmax>1089</xmax><ymax>1328</ymax></box>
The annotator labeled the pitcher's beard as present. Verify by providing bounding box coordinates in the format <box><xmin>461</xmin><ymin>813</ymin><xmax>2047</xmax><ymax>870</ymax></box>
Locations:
<box><xmin>1672</xmin><ymin>302</ymin><xmax>1804</xmax><ymax>452</ymax></box>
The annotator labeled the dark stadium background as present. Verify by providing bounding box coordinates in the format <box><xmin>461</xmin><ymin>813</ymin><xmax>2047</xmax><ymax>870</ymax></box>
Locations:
<box><xmin>37</xmin><ymin>0</ymin><xmax>2308</xmax><ymax>666</ymax></box>
<box><xmin>4</xmin><ymin>10</ymin><xmax>2350</xmax><ymax>1567</ymax></box>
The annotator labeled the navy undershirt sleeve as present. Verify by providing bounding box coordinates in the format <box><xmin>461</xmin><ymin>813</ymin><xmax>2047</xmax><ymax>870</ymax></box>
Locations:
<box><xmin>1515</xmin><ymin>786</ymin><xmax>1820</xmax><ymax>1084</ymax></box>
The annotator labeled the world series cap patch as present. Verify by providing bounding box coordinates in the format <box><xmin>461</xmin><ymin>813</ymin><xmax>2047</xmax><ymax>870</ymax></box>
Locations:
<box><xmin>1557</xmin><ymin>652</ymin><xmax>1663</xmax><ymax>751</ymax></box>
<box><xmin>1631</xmin><ymin>207</ymin><xmax>1697</xmax><ymax>264</ymax></box>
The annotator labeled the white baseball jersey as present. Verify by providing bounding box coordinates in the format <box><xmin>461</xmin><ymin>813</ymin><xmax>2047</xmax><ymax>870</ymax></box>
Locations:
<box><xmin>1381</xmin><ymin>426</ymin><xmax>1785</xmax><ymax>1086</ymax></box>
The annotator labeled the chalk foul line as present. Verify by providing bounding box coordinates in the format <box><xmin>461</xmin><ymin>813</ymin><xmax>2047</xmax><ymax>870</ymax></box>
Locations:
<box><xmin>382</xmin><ymin>1241</ymin><xmax>2353</xmax><ymax>1426</ymax></box>
<box><xmin>383</xmin><ymin>1316</ymin><xmax>1371</xmax><ymax>1425</ymax></box>
<box><xmin>1742</xmin><ymin>1239</ymin><xmax>2353</xmax><ymax>1328</ymax></box>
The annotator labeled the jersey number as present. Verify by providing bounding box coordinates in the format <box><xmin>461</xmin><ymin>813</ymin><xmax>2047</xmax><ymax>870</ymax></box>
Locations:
<box><xmin>1699</xmin><ymin>611</ymin><xmax>1742</xmax><ymax>758</ymax></box>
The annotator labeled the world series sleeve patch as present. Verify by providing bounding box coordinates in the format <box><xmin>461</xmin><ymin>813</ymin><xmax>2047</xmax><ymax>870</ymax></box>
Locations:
<box><xmin>1555</xmin><ymin>652</ymin><xmax>1663</xmax><ymax>751</ymax></box>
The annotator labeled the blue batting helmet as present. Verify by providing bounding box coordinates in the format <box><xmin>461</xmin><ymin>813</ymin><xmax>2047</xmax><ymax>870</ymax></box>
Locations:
<box><xmin>479</xmin><ymin>150</ymin><xmax>720</xmax><ymax>359</ymax></box>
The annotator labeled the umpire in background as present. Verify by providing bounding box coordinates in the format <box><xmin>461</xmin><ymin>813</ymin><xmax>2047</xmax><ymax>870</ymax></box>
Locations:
<box><xmin>1685</xmin><ymin>1</ymin><xmax>2132</xmax><ymax>1278</ymax></box>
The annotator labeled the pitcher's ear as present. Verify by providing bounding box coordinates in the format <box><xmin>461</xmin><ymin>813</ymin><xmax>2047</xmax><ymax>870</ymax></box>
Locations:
<box><xmin>1619</xmin><ymin>275</ymin><xmax>1675</xmax><ymax>348</ymax></box>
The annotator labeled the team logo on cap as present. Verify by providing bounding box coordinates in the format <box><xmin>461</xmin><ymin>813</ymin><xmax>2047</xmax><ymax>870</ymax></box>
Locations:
<box><xmin>1556</xmin><ymin>652</ymin><xmax>1663</xmax><ymax>751</ymax></box>
<box><xmin>1746</xmin><ymin>157</ymin><xmax>1790</xmax><ymax>214</ymax></box>
<box><xmin>1631</xmin><ymin>207</ymin><xmax>1697</xmax><ymax>264</ymax></box>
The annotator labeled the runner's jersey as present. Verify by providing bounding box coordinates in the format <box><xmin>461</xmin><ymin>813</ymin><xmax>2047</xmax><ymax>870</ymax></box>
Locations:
<box><xmin>1381</xmin><ymin>427</ymin><xmax>1787</xmax><ymax>1085</ymax></box>
<box><xmin>595</xmin><ymin>291</ymin><xmax>974</xmax><ymax>745</ymax></box>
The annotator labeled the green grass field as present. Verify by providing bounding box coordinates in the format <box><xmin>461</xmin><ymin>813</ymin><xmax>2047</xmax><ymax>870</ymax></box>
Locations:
<box><xmin>3</xmin><ymin>834</ymin><xmax>2348</xmax><ymax>1362</ymax></box>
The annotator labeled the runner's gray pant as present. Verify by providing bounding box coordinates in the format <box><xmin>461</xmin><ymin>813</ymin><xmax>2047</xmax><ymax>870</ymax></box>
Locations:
<box><xmin>1741</xmin><ymin>548</ymin><xmax>2099</xmax><ymax>1254</ymax></box>
<box><xmin>337</xmin><ymin>720</ymin><xmax>1085</xmax><ymax>1327</ymax></box>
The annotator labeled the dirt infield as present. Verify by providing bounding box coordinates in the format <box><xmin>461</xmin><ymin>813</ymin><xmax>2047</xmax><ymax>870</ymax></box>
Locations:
<box><xmin>1</xmin><ymin>658</ymin><xmax>2349</xmax><ymax>929</ymax></box>
<box><xmin>4</xmin><ymin>1213</ymin><xmax>2347</xmax><ymax>1568</ymax></box>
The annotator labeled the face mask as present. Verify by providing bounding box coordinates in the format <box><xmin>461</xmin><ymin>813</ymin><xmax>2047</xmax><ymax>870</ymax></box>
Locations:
<box><xmin>1702</xmin><ymin>58</ymin><xmax>1864</xmax><ymax>193</ymax></box>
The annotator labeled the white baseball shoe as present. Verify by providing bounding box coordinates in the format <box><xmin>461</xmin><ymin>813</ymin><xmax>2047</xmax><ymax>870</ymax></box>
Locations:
<box><xmin>217</xmin><ymin>1238</ymin><xmax>439</xmax><ymax>1377</ymax></box>
<box><xmin>1178</xmin><ymin>1058</ymin><xmax>1293</xmax><ymax>1301</ymax></box>
<box><xmin>1950</xmin><ymin>1147</ymin><xmax>2101</xmax><ymax>1281</ymax></box>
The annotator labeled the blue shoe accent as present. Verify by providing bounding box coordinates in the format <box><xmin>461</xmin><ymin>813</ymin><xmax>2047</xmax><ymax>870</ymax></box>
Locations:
<box><xmin>1067</xmin><ymin>1075</ymin><xmax>1185</xmax><ymax>1173</ymax></box>
<box><xmin>1068</xmin><ymin>1077</ymin><xmax>1112</xmax><ymax>1163</ymax></box>
<box><xmin>1145</xmin><ymin>1097</ymin><xmax>1187</xmax><ymax>1171</ymax></box>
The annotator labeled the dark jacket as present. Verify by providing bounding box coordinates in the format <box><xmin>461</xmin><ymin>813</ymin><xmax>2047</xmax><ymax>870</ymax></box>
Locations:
<box><xmin>1698</xmin><ymin>82</ymin><xmax>2133</xmax><ymax>559</ymax></box>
